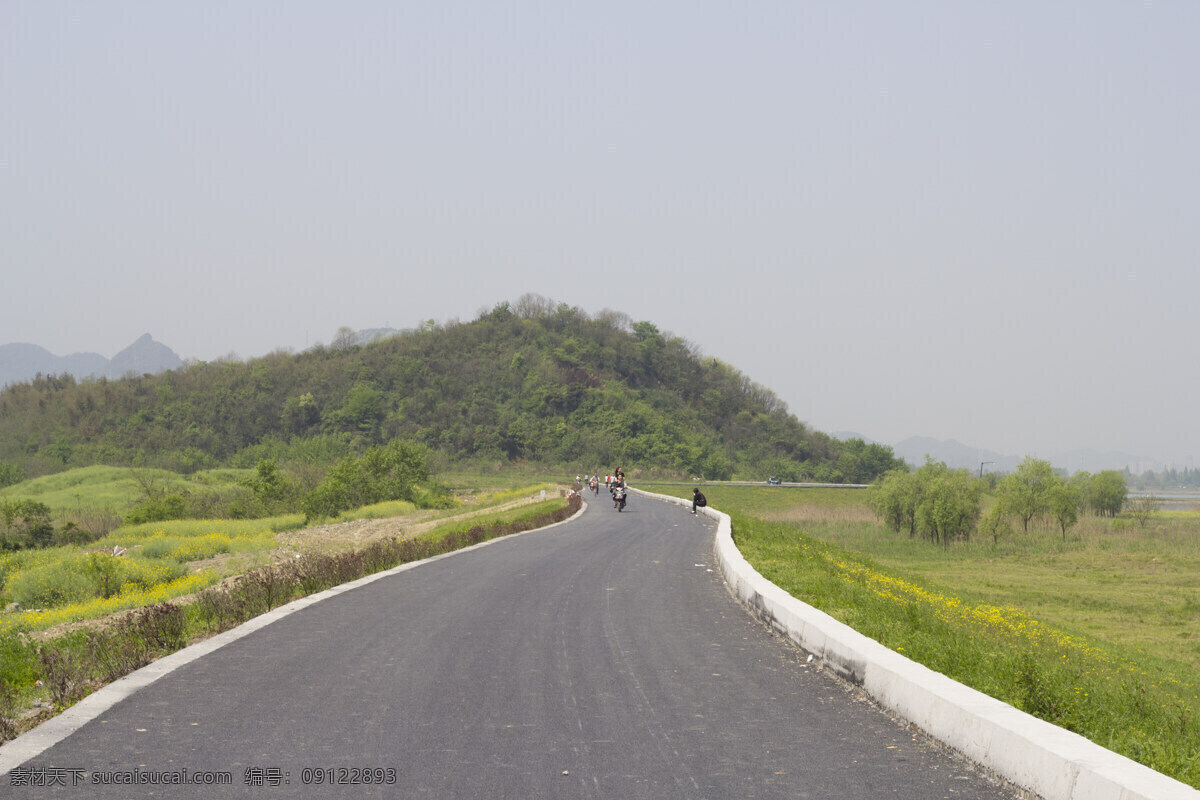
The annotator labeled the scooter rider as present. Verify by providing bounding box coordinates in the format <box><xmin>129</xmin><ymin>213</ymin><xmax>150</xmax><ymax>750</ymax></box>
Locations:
<box><xmin>613</xmin><ymin>483</ymin><xmax>627</xmax><ymax>511</ymax></box>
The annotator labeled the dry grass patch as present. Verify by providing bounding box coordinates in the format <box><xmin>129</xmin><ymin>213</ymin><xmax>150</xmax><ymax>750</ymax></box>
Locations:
<box><xmin>759</xmin><ymin>504</ymin><xmax>878</xmax><ymax>525</ymax></box>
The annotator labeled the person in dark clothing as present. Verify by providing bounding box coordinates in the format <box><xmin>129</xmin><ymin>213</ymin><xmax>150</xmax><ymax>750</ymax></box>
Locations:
<box><xmin>692</xmin><ymin>488</ymin><xmax>707</xmax><ymax>514</ymax></box>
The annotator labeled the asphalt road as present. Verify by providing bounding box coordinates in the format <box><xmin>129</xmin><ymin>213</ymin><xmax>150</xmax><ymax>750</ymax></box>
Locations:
<box><xmin>2</xmin><ymin>492</ymin><xmax>1021</xmax><ymax>799</ymax></box>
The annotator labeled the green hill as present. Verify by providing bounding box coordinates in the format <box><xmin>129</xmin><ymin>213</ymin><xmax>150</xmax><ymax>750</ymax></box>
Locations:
<box><xmin>0</xmin><ymin>297</ymin><xmax>901</xmax><ymax>483</ymax></box>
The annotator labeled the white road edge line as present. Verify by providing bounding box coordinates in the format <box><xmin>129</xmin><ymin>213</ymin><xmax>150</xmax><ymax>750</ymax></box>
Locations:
<box><xmin>0</xmin><ymin>500</ymin><xmax>587</xmax><ymax>776</ymax></box>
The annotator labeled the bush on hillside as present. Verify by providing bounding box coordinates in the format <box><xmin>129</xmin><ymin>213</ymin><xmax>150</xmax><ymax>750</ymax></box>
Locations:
<box><xmin>301</xmin><ymin>439</ymin><xmax>432</xmax><ymax>521</ymax></box>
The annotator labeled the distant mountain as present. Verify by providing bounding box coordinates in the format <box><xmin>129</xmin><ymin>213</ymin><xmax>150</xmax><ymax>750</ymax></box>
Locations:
<box><xmin>892</xmin><ymin>437</ymin><xmax>1021</xmax><ymax>475</ymax></box>
<box><xmin>0</xmin><ymin>334</ymin><xmax>183</xmax><ymax>388</ymax></box>
<box><xmin>107</xmin><ymin>334</ymin><xmax>184</xmax><ymax>378</ymax></box>
<box><xmin>0</xmin><ymin>344</ymin><xmax>108</xmax><ymax>389</ymax></box>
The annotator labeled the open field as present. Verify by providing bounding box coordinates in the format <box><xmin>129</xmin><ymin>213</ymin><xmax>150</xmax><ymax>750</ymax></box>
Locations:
<box><xmin>654</xmin><ymin>483</ymin><xmax>1200</xmax><ymax>787</ymax></box>
<box><xmin>757</xmin><ymin>497</ymin><xmax>1200</xmax><ymax>672</ymax></box>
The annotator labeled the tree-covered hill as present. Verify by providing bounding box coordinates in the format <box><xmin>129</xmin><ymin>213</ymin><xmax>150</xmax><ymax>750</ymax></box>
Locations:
<box><xmin>0</xmin><ymin>296</ymin><xmax>901</xmax><ymax>483</ymax></box>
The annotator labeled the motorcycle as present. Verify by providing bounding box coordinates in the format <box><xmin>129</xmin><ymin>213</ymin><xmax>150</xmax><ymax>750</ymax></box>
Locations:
<box><xmin>613</xmin><ymin>487</ymin><xmax>627</xmax><ymax>511</ymax></box>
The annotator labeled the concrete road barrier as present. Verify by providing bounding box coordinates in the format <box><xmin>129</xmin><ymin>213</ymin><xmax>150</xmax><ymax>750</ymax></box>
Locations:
<box><xmin>632</xmin><ymin>486</ymin><xmax>1200</xmax><ymax>800</ymax></box>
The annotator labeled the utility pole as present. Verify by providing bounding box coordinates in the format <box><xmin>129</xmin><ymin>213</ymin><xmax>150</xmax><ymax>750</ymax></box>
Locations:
<box><xmin>979</xmin><ymin>461</ymin><xmax>994</xmax><ymax>480</ymax></box>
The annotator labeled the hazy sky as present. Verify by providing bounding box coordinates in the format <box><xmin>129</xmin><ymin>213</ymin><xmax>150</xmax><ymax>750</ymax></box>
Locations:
<box><xmin>3</xmin><ymin>2</ymin><xmax>1197</xmax><ymax>463</ymax></box>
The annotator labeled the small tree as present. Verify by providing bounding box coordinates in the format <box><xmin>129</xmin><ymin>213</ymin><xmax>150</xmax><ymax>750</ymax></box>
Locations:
<box><xmin>915</xmin><ymin>466</ymin><xmax>982</xmax><ymax>547</ymax></box>
<box><xmin>870</xmin><ymin>458</ymin><xmax>980</xmax><ymax>546</ymax></box>
<box><xmin>1128</xmin><ymin>495</ymin><xmax>1161</xmax><ymax>529</ymax></box>
<box><xmin>1089</xmin><ymin>470</ymin><xmax>1128</xmax><ymax>517</ymax></box>
<box><xmin>869</xmin><ymin>469</ymin><xmax>919</xmax><ymax>537</ymax></box>
<box><xmin>979</xmin><ymin>504</ymin><xmax>1013</xmax><ymax>545</ymax></box>
<box><xmin>85</xmin><ymin>553</ymin><xmax>123</xmax><ymax>599</ymax></box>
<box><xmin>997</xmin><ymin>457</ymin><xmax>1059</xmax><ymax>532</ymax></box>
<box><xmin>1047</xmin><ymin>481</ymin><xmax>1079</xmax><ymax>540</ymax></box>
<box><xmin>1068</xmin><ymin>471</ymin><xmax>1093</xmax><ymax>513</ymax></box>
<box><xmin>245</xmin><ymin>459</ymin><xmax>294</xmax><ymax>513</ymax></box>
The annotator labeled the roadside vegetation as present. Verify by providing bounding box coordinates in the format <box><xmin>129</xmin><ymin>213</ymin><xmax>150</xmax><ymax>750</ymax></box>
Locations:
<box><xmin>655</xmin><ymin>482</ymin><xmax>1200</xmax><ymax>789</ymax></box>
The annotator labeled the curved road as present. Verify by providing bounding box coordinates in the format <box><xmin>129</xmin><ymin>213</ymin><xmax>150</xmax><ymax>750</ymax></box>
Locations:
<box><xmin>3</xmin><ymin>493</ymin><xmax>1019</xmax><ymax>799</ymax></box>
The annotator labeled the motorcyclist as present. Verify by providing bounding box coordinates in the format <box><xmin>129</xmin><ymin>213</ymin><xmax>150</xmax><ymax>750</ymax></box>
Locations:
<box><xmin>613</xmin><ymin>483</ymin><xmax>626</xmax><ymax>511</ymax></box>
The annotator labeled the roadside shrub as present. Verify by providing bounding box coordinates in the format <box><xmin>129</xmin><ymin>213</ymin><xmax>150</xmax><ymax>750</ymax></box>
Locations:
<box><xmin>85</xmin><ymin>628</ymin><xmax>147</xmax><ymax>683</ymax></box>
<box><xmin>36</xmin><ymin>637</ymin><xmax>90</xmax><ymax>707</ymax></box>
<box><xmin>121</xmin><ymin>602</ymin><xmax>187</xmax><ymax>652</ymax></box>
<box><xmin>241</xmin><ymin>566</ymin><xmax>296</xmax><ymax>613</ymax></box>
<box><xmin>196</xmin><ymin>585</ymin><xmax>241</xmax><ymax>634</ymax></box>
<box><xmin>0</xmin><ymin>678</ymin><xmax>19</xmax><ymax>741</ymax></box>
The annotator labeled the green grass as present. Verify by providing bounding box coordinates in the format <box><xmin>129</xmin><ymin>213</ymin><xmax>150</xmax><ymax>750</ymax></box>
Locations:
<box><xmin>0</xmin><ymin>464</ymin><xmax>254</xmax><ymax>513</ymax></box>
<box><xmin>424</xmin><ymin>497</ymin><xmax>569</xmax><ymax>544</ymax></box>
<box><xmin>332</xmin><ymin>499</ymin><xmax>418</xmax><ymax>522</ymax></box>
<box><xmin>0</xmin><ymin>515</ymin><xmax>295</xmax><ymax>635</ymax></box>
<box><xmin>650</xmin><ymin>484</ymin><xmax>1200</xmax><ymax>788</ymax></box>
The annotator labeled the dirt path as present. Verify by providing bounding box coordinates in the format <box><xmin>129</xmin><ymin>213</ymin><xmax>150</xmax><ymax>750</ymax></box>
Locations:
<box><xmin>274</xmin><ymin>493</ymin><xmax>550</xmax><ymax>556</ymax></box>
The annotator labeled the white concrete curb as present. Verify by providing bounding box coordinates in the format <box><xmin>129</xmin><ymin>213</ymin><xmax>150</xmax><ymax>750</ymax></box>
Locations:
<box><xmin>632</xmin><ymin>487</ymin><xmax>1200</xmax><ymax>800</ymax></box>
<box><xmin>0</xmin><ymin>500</ymin><xmax>587</xmax><ymax>777</ymax></box>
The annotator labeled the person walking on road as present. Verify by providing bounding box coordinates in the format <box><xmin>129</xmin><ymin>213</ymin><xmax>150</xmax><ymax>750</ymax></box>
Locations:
<box><xmin>692</xmin><ymin>488</ymin><xmax>707</xmax><ymax>514</ymax></box>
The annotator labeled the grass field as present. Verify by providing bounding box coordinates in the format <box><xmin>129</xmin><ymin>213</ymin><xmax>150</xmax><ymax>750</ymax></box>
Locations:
<box><xmin>0</xmin><ymin>465</ymin><xmax>254</xmax><ymax>514</ymax></box>
<box><xmin>653</xmin><ymin>483</ymin><xmax>1200</xmax><ymax>788</ymax></box>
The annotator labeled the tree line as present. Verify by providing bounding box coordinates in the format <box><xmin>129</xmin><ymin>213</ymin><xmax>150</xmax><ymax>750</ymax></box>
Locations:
<box><xmin>870</xmin><ymin>456</ymin><xmax>1132</xmax><ymax>546</ymax></box>
<box><xmin>1130</xmin><ymin>465</ymin><xmax>1200</xmax><ymax>491</ymax></box>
